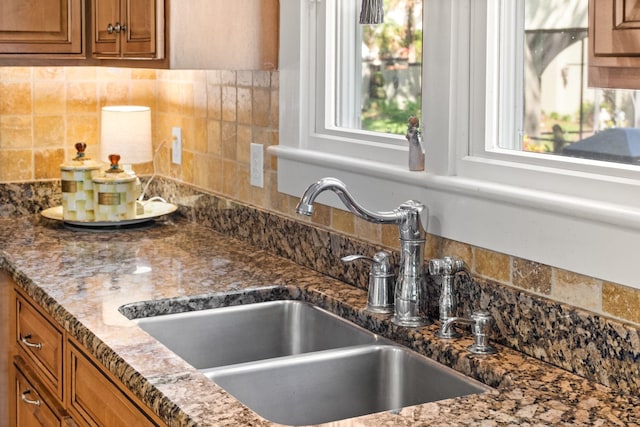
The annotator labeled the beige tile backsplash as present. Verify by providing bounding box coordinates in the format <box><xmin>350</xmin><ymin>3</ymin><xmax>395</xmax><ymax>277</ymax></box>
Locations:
<box><xmin>0</xmin><ymin>66</ymin><xmax>637</xmax><ymax>325</ymax></box>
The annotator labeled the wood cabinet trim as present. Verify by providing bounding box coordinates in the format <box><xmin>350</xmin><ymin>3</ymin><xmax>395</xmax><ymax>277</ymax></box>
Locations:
<box><xmin>1</xmin><ymin>269</ymin><xmax>15</xmax><ymax>427</ymax></box>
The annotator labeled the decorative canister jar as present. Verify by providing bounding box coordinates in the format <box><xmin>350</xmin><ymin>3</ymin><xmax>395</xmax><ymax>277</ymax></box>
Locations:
<box><xmin>93</xmin><ymin>173</ymin><xmax>138</xmax><ymax>221</ymax></box>
<box><xmin>60</xmin><ymin>143</ymin><xmax>101</xmax><ymax>221</ymax></box>
<box><xmin>93</xmin><ymin>154</ymin><xmax>138</xmax><ymax>221</ymax></box>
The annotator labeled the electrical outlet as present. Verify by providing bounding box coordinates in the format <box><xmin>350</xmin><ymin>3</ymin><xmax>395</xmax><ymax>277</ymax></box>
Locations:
<box><xmin>250</xmin><ymin>143</ymin><xmax>264</xmax><ymax>188</ymax></box>
<box><xmin>172</xmin><ymin>127</ymin><xmax>182</xmax><ymax>165</ymax></box>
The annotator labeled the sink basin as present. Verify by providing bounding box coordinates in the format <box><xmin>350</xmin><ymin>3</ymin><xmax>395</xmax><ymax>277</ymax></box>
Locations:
<box><xmin>132</xmin><ymin>300</ymin><xmax>378</xmax><ymax>369</ymax></box>
<box><xmin>208</xmin><ymin>344</ymin><xmax>492</xmax><ymax>425</ymax></box>
<box><xmin>131</xmin><ymin>299</ymin><xmax>491</xmax><ymax>425</ymax></box>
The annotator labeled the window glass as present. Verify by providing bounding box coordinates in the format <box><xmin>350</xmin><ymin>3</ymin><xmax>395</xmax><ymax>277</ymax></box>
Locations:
<box><xmin>334</xmin><ymin>0</ymin><xmax>423</xmax><ymax>136</ymax></box>
<box><xmin>510</xmin><ymin>0</ymin><xmax>640</xmax><ymax>166</ymax></box>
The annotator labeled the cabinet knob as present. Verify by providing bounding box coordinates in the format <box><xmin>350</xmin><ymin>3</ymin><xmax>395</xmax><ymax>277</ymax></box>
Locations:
<box><xmin>20</xmin><ymin>388</ymin><xmax>41</xmax><ymax>407</ymax></box>
<box><xmin>20</xmin><ymin>333</ymin><xmax>43</xmax><ymax>350</ymax></box>
<box><xmin>107</xmin><ymin>22</ymin><xmax>127</xmax><ymax>34</ymax></box>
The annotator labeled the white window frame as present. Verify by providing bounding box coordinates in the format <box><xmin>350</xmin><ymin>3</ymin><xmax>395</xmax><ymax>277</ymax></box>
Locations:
<box><xmin>272</xmin><ymin>0</ymin><xmax>640</xmax><ymax>289</ymax></box>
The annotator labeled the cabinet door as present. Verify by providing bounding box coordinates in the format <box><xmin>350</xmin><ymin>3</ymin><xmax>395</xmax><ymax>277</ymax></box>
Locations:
<box><xmin>122</xmin><ymin>0</ymin><xmax>157</xmax><ymax>57</ymax></box>
<box><xmin>589</xmin><ymin>0</ymin><xmax>640</xmax><ymax>88</ymax></box>
<box><xmin>0</xmin><ymin>0</ymin><xmax>83</xmax><ymax>55</ymax></box>
<box><xmin>66</xmin><ymin>342</ymin><xmax>160</xmax><ymax>427</ymax></box>
<box><xmin>592</xmin><ymin>0</ymin><xmax>640</xmax><ymax>57</ymax></box>
<box><xmin>93</xmin><ymin>0</ymin><xmax>159</xmax><ymax>58</ymax></box>
<box><xmin>92</xmin><ymin>0</ymin><xmax>121</xmax><ymax>56</ymax></box>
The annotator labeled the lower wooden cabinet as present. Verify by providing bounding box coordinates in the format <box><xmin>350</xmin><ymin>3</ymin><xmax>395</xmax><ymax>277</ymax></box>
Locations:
<box><xmin>4</xmin><ymin>272</ymin><xmax>166</xmax><ymax>427</ymax></box>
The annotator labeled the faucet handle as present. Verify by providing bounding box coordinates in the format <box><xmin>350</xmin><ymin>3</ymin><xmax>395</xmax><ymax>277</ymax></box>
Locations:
<box><xmin>342</xmin><ymin>252</ymin><xmax>392</xmax><ymax>275</ymax></box>
<box><xmin>342</xmin><ymin>252</ymin><xmax>394</xmax><ymax>314</ymax></box>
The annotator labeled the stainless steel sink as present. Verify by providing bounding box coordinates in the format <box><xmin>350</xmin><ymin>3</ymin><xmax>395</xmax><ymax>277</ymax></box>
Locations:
<box><xmin>208</xmin><ymin>344</ymin><xmax>491</xmax><ymax>425</ymax></box>
<box><xmin>131</xmin><ymin>300</ymin><xmax>491</xmax><ymax>425</ymax></box>
<box><xmin>132</xmin><ymin>300</ymin><xmax>378</xmax><ymax>369</ymax></box>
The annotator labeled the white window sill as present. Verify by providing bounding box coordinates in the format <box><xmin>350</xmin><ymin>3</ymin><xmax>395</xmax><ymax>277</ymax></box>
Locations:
<box><xmin>271</xmin><ymin>145</ymin><xmax>640</xmax><ymax>289</ymax></box>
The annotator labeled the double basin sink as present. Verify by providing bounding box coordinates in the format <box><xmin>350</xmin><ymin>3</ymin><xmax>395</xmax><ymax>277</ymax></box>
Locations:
<box><xmin>130</xmin><ymin>300</ymin><xmax>491</xmax><ymax>425</ymax></box>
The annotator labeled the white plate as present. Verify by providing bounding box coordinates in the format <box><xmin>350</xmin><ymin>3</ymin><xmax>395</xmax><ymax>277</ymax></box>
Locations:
<box><xmin>41</xmin><ymin>201</ymin><xmax>178</xmax><ymax>227</ymax></box>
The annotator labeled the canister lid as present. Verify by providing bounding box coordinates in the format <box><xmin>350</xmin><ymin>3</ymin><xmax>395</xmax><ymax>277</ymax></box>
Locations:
<box><xmin>60</xmin><ymin>142</ymin><xmax>102</xmax><ymax>170</ymax></box>
<box><xmin>60</xmin><ymin>159</ymin><xmax>102</xmax><ymax>171</ymax></box>
<box><xmin>93</xmin><ymin>172</ymin><xmax>136</xmax><ymax>184</ymax></box>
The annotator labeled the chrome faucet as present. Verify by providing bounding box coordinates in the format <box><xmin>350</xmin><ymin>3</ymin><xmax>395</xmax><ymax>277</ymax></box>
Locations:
<box><xmin>296</xmin><ymin>177</ymin><xmax>430</xmax><ymax>327</ymax></box>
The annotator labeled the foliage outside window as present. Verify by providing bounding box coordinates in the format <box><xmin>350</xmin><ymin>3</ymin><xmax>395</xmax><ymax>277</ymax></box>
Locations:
<box><xmin>355</xmin><ymin>0</ymin><xmax>422</xmax><ymax>135</ymax></box>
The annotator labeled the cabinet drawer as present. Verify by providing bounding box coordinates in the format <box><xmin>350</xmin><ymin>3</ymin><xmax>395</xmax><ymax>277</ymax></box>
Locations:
<box><xmin>12</xmin><ymin>356</ymin><xmax>68</xmax><ymax>427</ymax></box>
<box><xmin>15</xmin><ymin>293</ymin><xmax>64</xmax><ymax>400</ymax></box>
<box><xmin>67</xmin><ymin>343</ymin><xmax>159</xmax><ymax>427</ymax></box>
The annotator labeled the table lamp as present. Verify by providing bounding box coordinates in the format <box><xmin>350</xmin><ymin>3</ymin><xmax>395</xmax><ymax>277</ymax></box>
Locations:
<box><xmin>100</xmin><ymin>106</ymin><xmax>153</xmax><ymax>174</ymax></box>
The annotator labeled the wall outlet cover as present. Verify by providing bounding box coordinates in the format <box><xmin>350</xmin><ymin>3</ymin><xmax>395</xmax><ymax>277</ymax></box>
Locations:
<box><xmin>250</xmin><ymin>143</ymin><xmax>264</xmax><ymax>188</ymax></box>
<box><xmin>172</xmin><ymin>127</ymin><xmax>182</xmax><ymax>165</ymax></box>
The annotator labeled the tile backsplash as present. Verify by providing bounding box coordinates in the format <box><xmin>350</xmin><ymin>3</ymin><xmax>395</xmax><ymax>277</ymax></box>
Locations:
<box><xmin>0</xmin><ymin>66</ymin><xmax>639</xmax><ymax>329</ymax></box>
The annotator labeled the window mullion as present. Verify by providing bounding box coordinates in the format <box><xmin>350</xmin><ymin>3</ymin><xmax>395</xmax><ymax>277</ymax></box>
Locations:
<box><xmin>496</xmin><ymin>0</ymin><xmax>525</xmax><ymax>151</ymax></box>
<box><xmin>310</xmin><ymin>0</ymin><xmax>325</xmax><ymax>145</ymax></box>
<box><xmin>334</xmin><ymin>0</ymin><xmax>361</xmax><ymax>130</ymax></box>
<box><xmin>425</xmin><ymin>0</ymin><xmax>471</xmax><ymax>176</ymax></box>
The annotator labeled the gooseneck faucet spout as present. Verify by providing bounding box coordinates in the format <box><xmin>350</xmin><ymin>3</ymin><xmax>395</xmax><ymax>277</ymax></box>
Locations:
<box><xmin>296</xmin><ymin>177</ymin><xmax>429</xmax><ymax>327</ymax></box>
<box><xmin>296</xmin><ymin>178</ymin><xmax>397</xmax><ymax>223</ymax></box>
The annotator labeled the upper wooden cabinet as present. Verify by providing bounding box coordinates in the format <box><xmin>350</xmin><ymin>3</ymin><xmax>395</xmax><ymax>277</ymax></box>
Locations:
<box><xmin>0</xmin><ymin>0</ymin><xmax>279</xmax><ymax>69</ymax></box>
<box><xmin>589</xmin><ymin>0</ymin><xmax>640</xmax><ymax>89</ymax></box>
<box><xmin>0</xmin><ymin>0</ymin><xmax>83</xmax><ymax>56</ymax></box>
<box><xmin>92</xmin><ymin>0</ymin><xmax>162</xmax><ymax>59</ymax></box>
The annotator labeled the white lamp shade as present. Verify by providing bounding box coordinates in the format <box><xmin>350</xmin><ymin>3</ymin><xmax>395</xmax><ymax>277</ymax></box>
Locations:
<box><xmin>100</xmin><ymin>106</ymin><xmax>153</xmax><ymax>165</ymax></box>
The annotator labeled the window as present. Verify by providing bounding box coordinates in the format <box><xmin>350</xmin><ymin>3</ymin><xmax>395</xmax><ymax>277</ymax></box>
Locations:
<box><xmin>297</xmin><ymin>0</ymin><xmax>415</xmax><ymax>165</ymax></box>
<box><xmin>274</xmin><ymin>0</ymin><xmax>640</xmax><ymax>289</ymax></box>
<box><xmin>465</xmin><ymin>0</ymin><xmax>640</xmax><ymax>208</ymax></box>
<box><xmin>332</xmin><ymin>0</ymin><xmax>422</xmax><ymax>135</ymax></box>
<box><xmin>501</xmin><ymin>0</ymin><xmax>640</xmax><ymax>170</ymax></box>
